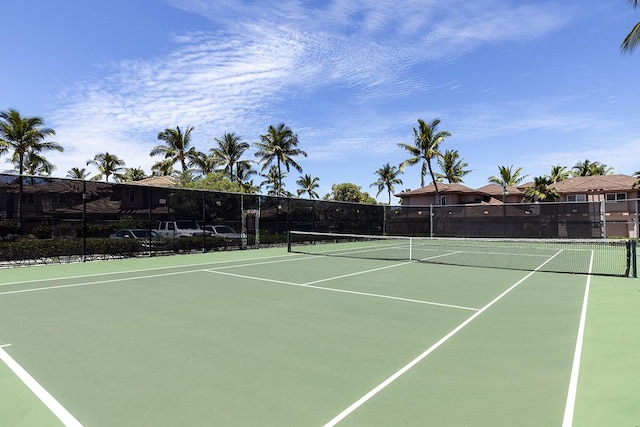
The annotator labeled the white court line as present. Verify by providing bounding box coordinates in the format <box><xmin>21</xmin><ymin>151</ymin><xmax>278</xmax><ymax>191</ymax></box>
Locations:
<box><xmin>323</xmin><ymin>249</ymin><xmax>564</xmax><ymax>427</ymax></box>
<box><xmin>0</xmin><ymin>252</ymin><xmax>306</xmax><ymax>287</ymax></box>
<box><xmin>0</xmin><ymin>346</ymin><xmax>82</xmax><ymax>426</ymax></box>
<box><xmin>204</xmin><ymin>264</ymin><xmax>479</xmax><ymax>312</ymax></box>
<box><xmin>561</xmin><ymin>250</ymin><xmax>594</xmax><ymax>427</ymax></box>
<box><xmin>0</xmin><ymin>255</ymin><xmax>324</xmax><ymax>296</ymax></box>
<box><xmin>0</xmin><ymin>269</ymin><xmax>205</xmax><ymax>296</ymax></box>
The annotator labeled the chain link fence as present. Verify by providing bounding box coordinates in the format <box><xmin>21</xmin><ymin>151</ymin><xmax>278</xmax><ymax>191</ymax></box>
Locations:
<box><xmin>0</xmin><ymin>174</ymin><xmax>637</xmax><ymax>264</ymax></box>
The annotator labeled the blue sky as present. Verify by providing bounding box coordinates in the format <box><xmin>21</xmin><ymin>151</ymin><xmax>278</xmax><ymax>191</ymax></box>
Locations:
<box><xmin>2</xmin><ymin>0</ymin><xmax>640</xmax><ymax>202</ymax></box>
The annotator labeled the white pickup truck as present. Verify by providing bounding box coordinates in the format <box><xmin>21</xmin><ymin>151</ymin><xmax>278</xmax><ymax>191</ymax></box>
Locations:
<box><xmin>156</xmin><ymin>221</ymin><xmax>212</xmax><ymax>237</ymax></box>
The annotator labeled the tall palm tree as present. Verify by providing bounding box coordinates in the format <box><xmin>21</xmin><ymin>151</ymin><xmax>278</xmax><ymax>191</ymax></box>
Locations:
<box><xmin>151</xmin><ymin>125</ymin><xmax>199</xmax><ymax>173</ymax></box>
<box><xmin>548</xmin><ymin>165</ymin><xmax>570</xmax><ymax>183</ymax></box>
<box><xmin>254</xmin><ymin>123</ymin><xmax>307</xmax><ymax>197</ymax></box>
<box><xmin>488</xmin><ymin>165</ymin><xmax>528</xmax><ymax>188</ymax></box>
<box><xmin>571</xmin><ymin>160</ymin><xmax>613</xmax><ymax>177</ymax></box>
<box><xmin>87</xmin><ymin>152</ymin><xmax>126</xmax><ymax>182</ymax></box>
<box><xmin>67</xmin><ymin>167</ymin><xmax>91</xmax><ymax>180</ymax></box>
<box><xmin>622</xmin><ymin>0</ymin><xmax>640</xmax><ymax>54</ymax></box>
<box><xmin>0</xmin><ymin>109</ymin><xmax>62</xmax><ymax>176</ymax></box>
<box><xmin>296</xmin><ymin>174</ymin><xmax>320</xmax><ymax>199</ymax></box>
<box><xmin>523</xmin><ymin>176</ymin><xmax>560</xmax><ymax>203</ymax></box>
<box><xmin>371</xmin><ymin>163</ymin><xmax>403</xmax><ymax>204</ymax></box>
<box><xmin>211</xmin><ymin>132</ymin><xmax>250</xmax><ymax>182</ymax></box>
<box><xmin>436</xmin><ymin>149</ymin><xmax>470</xmax><ymax>183</ymax></box>
<box><xmin>398</xmin><ymin>118</ymin><xmax>451</xmax><ymax>204</ymax></box>
<box><xmin>0</xmin><ymin>109</ymin><xmax>62</xmax><ymax>223</ymax></box>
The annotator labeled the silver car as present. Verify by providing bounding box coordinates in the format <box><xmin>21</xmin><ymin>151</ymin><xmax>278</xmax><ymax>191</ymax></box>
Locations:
<box><xmin>109</xmin><ymin>229</ymin><xmax>167</xmax><ymax>250</ymax></box>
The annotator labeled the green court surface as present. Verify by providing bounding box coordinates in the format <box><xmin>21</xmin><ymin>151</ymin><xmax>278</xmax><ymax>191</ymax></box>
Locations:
<box><xmin>0</xmin><ymin>248</ymin><xmax>638</xmax><ymax>426</ymax></box>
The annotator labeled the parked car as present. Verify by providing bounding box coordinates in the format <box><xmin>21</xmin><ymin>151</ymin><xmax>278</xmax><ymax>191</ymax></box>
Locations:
<box><xmin>156</xmin><ymin>221</ymin><xmax>212</xmax><ymax>237</ymax></box>
<box><xmin>202</xmin><ymin>225</ymin><xmax>247</xmax><ymax>247</ymax></box>
<box><xmin>109</xmin><ymin>229</ymin><xmax>167</xmax><ymax>250</ymax></box>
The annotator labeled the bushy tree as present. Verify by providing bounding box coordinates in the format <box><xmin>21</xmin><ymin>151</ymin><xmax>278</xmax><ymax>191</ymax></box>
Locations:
<box><xmin>324</xmin><ymin>183</ymin><xmax>376</xmax><ymax>204</ymax></box>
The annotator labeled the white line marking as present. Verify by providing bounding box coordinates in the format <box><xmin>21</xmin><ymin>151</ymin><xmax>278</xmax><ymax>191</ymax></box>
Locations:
<box><xmin>561</xmin><ymin>250</ymin><xmax>594</xmax><ymax>427</ymax></box>
<box><xmin>323</xmin><ymin>249</ymin><xmax>564</xmax><ymax>427</ymax></box>
<box><xmin>0</xmin><ymin>252</ymin><xmax>307</xmax><ymax>287</ymax></box>
<box><xmin>203</xmin><ymin>267</ymin><xmax>479</xmax><ymax>311</ymax></box>
<box><xmin>0</xmin><ymin>343</ymin><xmax>11</xmax><ymax>348</ymax></box>
<box><xmin>0</xmin><ymin>269</ymin><xmax>205</xmax><ymax>296</ymax></box>
<box><xmin>0</xmin><ymin>346</ymin><xmax>83</xmax><ymax>426</ymax></box>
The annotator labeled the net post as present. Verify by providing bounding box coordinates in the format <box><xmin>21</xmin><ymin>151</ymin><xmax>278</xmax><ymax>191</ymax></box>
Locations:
<box><xmin>287</xmin><ymin>231</ymin><xmax>292</xmax><ymax>253</ymax></box>
<box><xmin>409</xmin><ymin>237</ymin><xmax>413</xmax><ymax>261</ymax></box>
<box><xmin>632</xmin><ymin>240</ymin><xmax>637</xmax><ymax>278</ymax></box>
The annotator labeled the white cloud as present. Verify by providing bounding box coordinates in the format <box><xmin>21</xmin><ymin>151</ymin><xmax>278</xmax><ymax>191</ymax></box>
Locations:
<box><xmin>47</xmin><ymin>0</ymin><xmax>574</xmax><ymax>182</ymax></box>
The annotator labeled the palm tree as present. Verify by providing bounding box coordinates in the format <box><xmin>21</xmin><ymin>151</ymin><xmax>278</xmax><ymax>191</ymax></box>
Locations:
<box><xmin>121</xmin><ymin>167</ymin><xmax>147</xmax><ymax>182</ymax></box>
<box><xmin>523</xmin><ymin>176</ymin><xmax>560</xmax><ymax>203</ymax></box>
<box><xmin>190</xmin><ymin>151</ymin><xmax>218</xmax><ymax>176</ymax></box>
<box><xmin>436</xmin><ymin>149</ymin><xmax>470</xmax><ymax>183</ymax></box>
<box><xmin>67</xmin><ymin>167</ymin><xmax>91</xmax><ymax>180</ymax></box>
<box><xmin>151</xmin><ymin>125</ymin><xmax>199</xmax><ymax>173</ymax></box>
<box><xmin>0</xmin><ymin>109</ymin><xmax>62</xmax><ymax>223</ymax></box>
<box><xmin>371</xmin><ymin>163</ymin><xmax>403</xmax><ymax>204</ymax></box>
<box><xmin>236</xmin><ymin>161</ymin><xmax>259</xmax><ymax>193</ymax></box>
<box><xmin>0</xmin><ymin>109</ymin><xmax>62</xmax><ymax>176</ymax></box>
<box><xmin>17</xmin><ymin>151</ymin><xmax>56</xmax><ymax>176</ymax></box>
<box><xmin>622</xmin><ymin>0</ymin><xmax>640</xmax><ymax>54</ymax></box>
<box><xmin>260</xmin><ymin>165</ymin><xmax>288</xmax><ymax>196</ymax></box>
<box><xmin>87</xmin><ymin>152</ymin><xmax>126</xmax><ymax>182</ymax></box>
<box><xmin>634</xmin><ymin>170</ymin><xmax>640</xmax><ymax>188</ymax></box>
<box><xmin>296</xmin><ymin>174</ymin><xmax>320</xmax><ymax>199</ymax></box>
<box><xmin>151</xmin><ymin>160</ymin><xmax>174</xmax><ymax>176</ymax></box>
<box><xmin>548</xmin><ymin>165</ymin><xmax>570</xmax><ymax>183</ymax></box>
<box><xmin>488</xmin><ymin>165</ymin><xmax>528</xmax><ymax>188</ymax></box>
<box><xmin>254</xmin><ymin>123</ymin><xmax>307</xmax><ymax>197</ymax></box>
<box><xmin>572</xmin><ymin>160</ymin><xmax>613</xmax><ymax>177</ymax></box>
<box><xmin>398</xmin><ymin>118</ymin><xmax>451</xmax><ymax>204</ymax></box>
<box><xmin>211</xmin><ymin>132</ymin><xmax>250</xmax><ymax>182</ymax></box>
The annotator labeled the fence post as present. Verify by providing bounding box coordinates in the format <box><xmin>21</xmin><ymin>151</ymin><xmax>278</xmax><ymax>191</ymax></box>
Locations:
<box><xmin>633</xmin><ymin>199</ymin><xmax>640</xmax><ymax>239</ymax></box>
<box><xmin>429</xmin><ymin>204</ymin><xmax>434</xmax><ymax>237</ymax></box>
<box><xmin>602</xmin><ymin>200</ymin><xmax>607</xmax><ymax>239</ymax></box>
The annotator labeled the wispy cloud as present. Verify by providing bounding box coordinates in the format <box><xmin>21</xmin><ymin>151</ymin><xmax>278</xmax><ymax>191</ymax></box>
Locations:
<box><xmin>48</xmin><ymin>0</ymin><xmax>573</xmax><ymax>181</ymax></box>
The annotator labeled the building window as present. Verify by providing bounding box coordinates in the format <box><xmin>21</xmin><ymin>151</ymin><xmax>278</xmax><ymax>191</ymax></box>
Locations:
<box><xmin>128</xmin><ymin>190</ymin><xmax>135</xmax><ymax>204</ymax></box>
<box><xmin>21</xmin><ymin>194</ymin><xmax>35</xmax><ymax>204</ymax></box>
<box><xmin>567</xmin><ymin>194</ymin><xmax>586</xmax><ymax>202</ymax></box>
<box><xmin>440</xmin><ymin>195</ymin><xmax>447</xmax><ymax>205</ymax></box>
<box><xmin>51</xmin><ymin>195</ymin><xmax>66</xmax><ymax>204</ymax></box>
<box><xmin>606</xmin><ymin>193</ymin><xmax>627</xmax><ymax>203</ymax></box>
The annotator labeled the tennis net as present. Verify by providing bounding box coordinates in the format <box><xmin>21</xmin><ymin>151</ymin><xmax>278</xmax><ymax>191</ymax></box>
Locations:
<box><xmin>287</xmin><ymin>231</ymin><xmax>637</xmax><ymax>277</ymax></box>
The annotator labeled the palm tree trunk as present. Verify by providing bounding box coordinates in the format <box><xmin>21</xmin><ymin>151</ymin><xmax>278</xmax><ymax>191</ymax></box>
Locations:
<box><xmin>17</xmin><ymin>152</ymin><xmax>24</xmax><ymax>227</ymax></box>
<box><xmin>427</xmin><ymin>160</ymin><xmax>440</xmax><ymax>205</ymax></box>
<box><xmin>277</xmin><ymin>159</ymin><xmax>282</xmax><ymax>197</ymax></box>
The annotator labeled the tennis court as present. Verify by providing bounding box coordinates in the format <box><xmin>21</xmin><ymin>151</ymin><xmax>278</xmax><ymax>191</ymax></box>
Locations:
<box><xmin>1</xmin><ymin>237</ymin><xmax>638</xmax><ymax>426</ymax></box>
